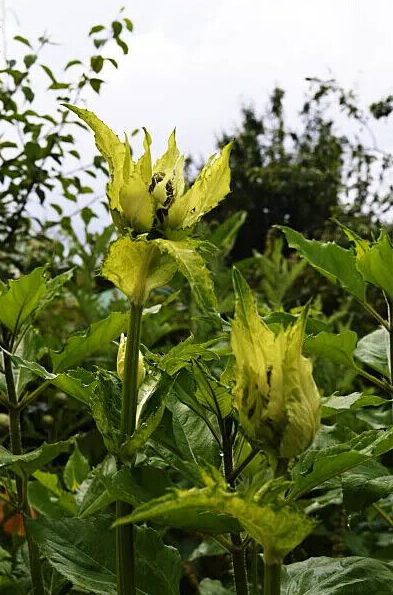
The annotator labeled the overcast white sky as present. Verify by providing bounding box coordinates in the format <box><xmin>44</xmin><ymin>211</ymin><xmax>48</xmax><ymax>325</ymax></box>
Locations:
<box><xmin>4</xmin><ymin>0</ymin><xmax>393</xmax><ymax>225</ymax></box>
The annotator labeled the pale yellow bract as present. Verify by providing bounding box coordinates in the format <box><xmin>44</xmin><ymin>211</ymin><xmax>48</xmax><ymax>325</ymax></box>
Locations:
<box><xmin>231</xmin><ymin>270</ymin><xmax>321</xmax><ymax>460</ymax></box>
<box><xmin>65</xmin><ymin>105</ymin><xmax>232</xmax><ymax>234</ymax></box>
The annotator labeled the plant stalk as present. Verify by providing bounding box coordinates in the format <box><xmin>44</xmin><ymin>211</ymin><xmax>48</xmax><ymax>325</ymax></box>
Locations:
<box><xmin>263</xmin><ymin>562</ymin><xmax>281</xmax><ymax>595</ymax></box>
<box><xmin>116</xmin><ymin>302</ymin><xmax>143</xmax><ymax>595</ymax></box>
<box><xmin>3</xmin><ymin>349</ymin><xmax>45</xmax><ymax>595</ymax></box>
<box><xmin>222</xmin><ymin>420</ymin><xmax>249</xmax><ymax>595</ymax></box>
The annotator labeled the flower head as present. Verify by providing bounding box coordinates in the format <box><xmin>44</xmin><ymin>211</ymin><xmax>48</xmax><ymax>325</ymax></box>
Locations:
<box><xmin>65</xmin><ymin>105</ymin><xmax>232</xmax><ymax>236</ymax></box>
<box><xmin>231</xmin><ymin>269</ymin><xmax>320</xmax><ymax>460</ymax></box>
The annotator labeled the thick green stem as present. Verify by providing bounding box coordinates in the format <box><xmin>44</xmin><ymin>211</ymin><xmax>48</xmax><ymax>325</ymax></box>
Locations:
<box><xmin>263</xmin><ymin>562</ymin><xmax>281</xmax><ymax>595</ymax></box>
<box><xmin>222</xmin><ymin>421</ymin><xmax>249</xmax><ymax>595</ymax></box>
<box><xmin>250</xmin><ymin>540</ymin><xmax>259</xmax><ymax>595</ymax></box>
<box><xmin>3</xmin><ymin>350</ymin><xmax>45</xmax><ymax>595</ymax></box>
<box><xmin>116</xmin><ymin>303</ymin><xmax>143</xmax><ymax>595</ymax></box>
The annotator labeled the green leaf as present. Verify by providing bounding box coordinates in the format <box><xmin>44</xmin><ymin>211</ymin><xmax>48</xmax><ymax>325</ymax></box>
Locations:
<box><xmin>89</xmin><ymin>24</ymin><xmax>105</xmax><ymax>35</ymax></box>
<box><xmin>115</xmin><ymin>478</ymin><xmax>315</xmax><ymax>561</ymax></box>
<box><xmin>13</xmin><ymin>35</ymin><xmax>31</xmax><ymax>47</ymax></box>
<box><xmin>0</xmin><ymin>268</ymin><xmax>71</xmax><ymax>334</ymax></box>
<box><xmin>120</xmin><ymin>372</ymin><xmax>175</xmax><ymax>461</ymax></box>
<box><xmin>342</xmin><ymin>460</ymin><xmax>393</xmax><ymax>512</ymax></box>
<box><xmin>321</xmin><ymin>392</ymin><xmax>385</xmax><ymax>418</ymax></box>
<box><xmin>170</xmin><ymin>399</ymin><xmax>220</xmax><ymax>466</ymax></box>
<box><xmin>0</xmin><ymin>438</ymin><xmax>74</xmax><ymax>476</ymax></box>
<box><xmin>155</xmin><ymin>238</ymin><xmax>221</xmax><ymax>327</ymax></box>
<box><xmin>90</xmin><ymin>77</ymin><xmax>104</xmax><ymax>94</ymax></box>
<box><xmin>50</xmin><ymin>311</ymin><xmax>128</xmax><ymax>372</ymax></box>
<box><xmin>290</xmin><ymin>427</ymin><xmax>393</xmax><ymax>499</ymax></box>
<box><xmin>28</xmin><ymin>476</ymin><xmax>77</xmax><ymax>519</ymax></box>
<box><xmin>159</xmin><ymin>335</ymin><xmax>220</xmax><ymax>375</ymax></box>
<box><xmin>28</xmin><ymin>516</ymin><xmax>182</xmax><ymax>595</ymax></box>
<box><xmin>15</xmin><ymin>327</ymin><xmax>46</xmax><ymax>397</ymax></box>
<box><xmin>356</xmin><ymin>230</ymin><xmax>393</xmax><ymax>299</ymax></box>
<box><xmin>304</xmin><ymin>330</ymin><xmax>358</xmax><ymax>369</ymax></box>
<box><xmin>281</xmin><ymin>556</ymin><xmax>393</xmax><ymax>594</ymax></box>
<box><xmin>90</xmin><ymin>370</ymin><xmax>122</xmax><ymax>454</ymax></box>
<box><xmin>0</xmin><ymin>268</ymin><xmax>47</xmax><ymax>333</ymax></box>
<box><xmin>192</xmin><ymin>361</ymin><xmax>232</xmax><ymax>418</ymax></box>
<box><xmin>354</xmin><ymin>327</ymin><xmax>390</xmax><ymax>377</ymax></box>
<box><xmin>279</xmin><ymin>226</ymin><xmax>366</xmax><ymax>300</ymax></box>
<box><xmin>7</xmin><ymin>353</ymin><xmax>95</xmax><ymax>404</ymax></box>
<box><xmin>63</xmin><ymin>444</ymin><xmax>90</xmax><ymax>492</ymax></box>
<box><xmin>76</xmin><ymin>456</ymin><xmax>116</xmax><ymax>518</ymax></box>
<box><xmin>90</xmin><ymin>55</ymin><xmax>104</xmax><ymax>73</ymax></box>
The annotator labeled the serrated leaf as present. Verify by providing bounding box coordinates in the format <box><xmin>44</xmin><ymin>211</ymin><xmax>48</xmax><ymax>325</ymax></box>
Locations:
<box><xmin>0</xmin><ymin>438</ymin><xmax>74</xmax><ymax>476</ymax></box>
<box><xmin>0</xmin><ymin>268</ymin><xmax>47</xmax><ymax>333</ymax></box>
<box><xmin>279</xmin><ymin>226</ymin><xmax>366</xmax><ymax>301</ymax></box>
<box><xmin>155</xmin><ymin>238</ymin><xmax>220</xmax><ymax>327</ymax></box>
<box><xmin>115</xmin><ymin>479</ymin><xmax>315</xmax><ymax>561</ymax></box>
<box><xmin>76</xmin><ymin>456</ymin><xmax>117</xmax><ymax>518</ymax></box>
<box><xmin>342</xmin><ymin>461</ymin><xmax>393</xmax><ymax>512</ymax></box>
<box><xmin>28</xmin><ymin>516</ymin><xmax>182</xmax><ymax>595</ymax></box>
<box><xmin>354</xmin><ymin>327</ymin><xmax>390</xmax><ymax>377</ymax></box>
<box><xmin>6</xmin><ymin>352</ymin><xmax>95</xmax><ymax>404</ymax></box>
<box><xmin>63</xmin><ymin>444</ymin><xmax>90</xmax><ymax>492</ymax></box>
<box><xmin>192</xmin><ymin>361</ymin><xmax>232</xmax><ymax>418</ymax></box>
<box><xmin>50</xmin><ymin>311</ymin><xmax>128</xmax><ymax>372</ymax></box>
<box><xmin>0</xmin><ymin>268</ymin><xmax>71</xmax><ymax>335</ymax></box>
<box><xmin>170</xmin><ymin>399</ymin><xmax>220</xmax><ymax>466</ymax></box>
<box><xmin>304</xmin><ymin>331</ymin><xmax>358</xmax><ymax>369</ymax></box>
<box><xmin>321</xmin><ymin>392</ymin><xmax>385</xmax><ymax>418</ymax></box>
<box><xmin>120</xmin><ymin>372</ymin><xmax>175</xmax><ymax>461</ymax></box>
<box><xmin>159</xmin><ymin>335</ymin><xmax>220</xmax><ymax>375</ymax></box>
<box><xmin>356</xmin><ymin>230</ymin><xmax>393</xmax><ymax>299</ymax></box>
<box><xmin>290</xmin><ymin>427</ymin><xmax>393</xmax><ymax>499</ymax></box>
<box><xmin>281</xmin><ymin>556</ymin><xmax>393</xmax><ymax>594</ymax></box>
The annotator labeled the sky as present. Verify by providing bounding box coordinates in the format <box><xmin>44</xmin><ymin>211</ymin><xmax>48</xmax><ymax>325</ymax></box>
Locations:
<box><xmin>4</xmin><ymin>0</ymin><xmax>393</xmax><ymax>224</ymax></box>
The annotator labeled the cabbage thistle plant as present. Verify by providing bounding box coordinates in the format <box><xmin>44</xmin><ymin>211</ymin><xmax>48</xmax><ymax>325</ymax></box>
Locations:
<box><xmin>66</xmin><ymin>105</ymin><xmax>233</xmax><ymax>595</ymax></box>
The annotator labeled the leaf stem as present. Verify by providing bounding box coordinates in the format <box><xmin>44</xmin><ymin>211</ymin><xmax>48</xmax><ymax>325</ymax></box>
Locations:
<box><xmin>221</xmin><ymin>419</ymin><xmax>249</xmax><ymax>595</ymax></box>
<box><xmin>250</xmin><ymin>540</ymin><xmax>259</xmax><ymax>595</ymax></box>
<box><xmin>230</xmin><ymin>449</ymin><xmax>259</xmax><ymax>483</ymax></box>
<box><xmin>116</xmin><ymin>303</ymin><xmax>143</xmax><ymax>595</ymax></box>
<box><xmin>263</xmin><ymin>561</ymin><xmax>281</xmax><ymax>595</ymax></box>
<box><xmin>3</xmin><ymin>347</ymin><xmax>45</xmax><ymax>595</ymax></box>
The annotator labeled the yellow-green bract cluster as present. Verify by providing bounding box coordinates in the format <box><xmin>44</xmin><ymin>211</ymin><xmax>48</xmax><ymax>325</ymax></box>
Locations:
<box><xmin>65</xmin><ymin>105</ymin><xmax>232</xmax><ymax>237</ymax></box>
<box><xmin>231</xmin><ymin>270</ymin><xmax>321</xmax><ymax>460</ymax></box>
